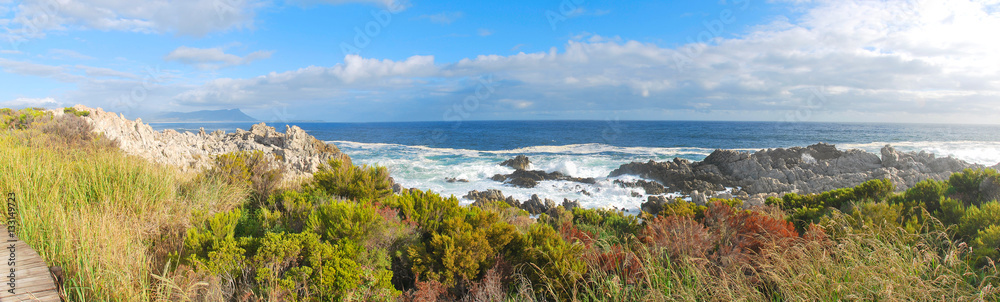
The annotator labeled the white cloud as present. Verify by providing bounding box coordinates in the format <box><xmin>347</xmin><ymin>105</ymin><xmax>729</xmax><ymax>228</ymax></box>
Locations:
<box><xmin>165</xmin><ymin>0</ymin><xmax>1000</xmax><ymax>123</ymax></box>
<box><xmin>1</xmin><ymin>0</ymin><xmax>263</xmax><ymax>37</ymax></box>
<box><xmin>499</xmin><ymin>99</ymin><xmax>533</xmax><ymax>109</ymax></box>
<box><xmin>287</xmin><ymin>0</ymin><xmax>409</xmax><ymax>11</ymax></box>
<box><xmin>164</xmin><ymin>46</ymin><xmax>273</xmax><ymax>70</ymax></box>
<box><xmin>9</xmin><ymin>0</ymin><xmax>1000</xmax><ymax>123</ymax></box>
<box><xmin>417</xmin><ymin>11</ymin><xmax>463</xmax><ymax>25</ymax></box>
<box><xmin>173</xmin><ymin>54</ymin><xmax>437</xmax><ymax>105</ymax></box>
<box><xmin>1</xmin><ymin>97</ymin><xmax>60</xmax><ymax>109</ymax></box>
<box><xmin>0</xmin><ymin>58</ymin><xmax>140</xmax><ymax>82</ymax></box>
<box><xmin>75</xmin><ymin>65</ymin><xmax>139</xmax><ymax>79</ymax></box>
<box><xmin>50</xmin><ymin>49</ymin><xmax>95</xmax><ymax>60</ymax></box>
<box><xmin>477</xmin><ymin>28</ymin><xmax>493</xmax><ymax>36</ymax></box>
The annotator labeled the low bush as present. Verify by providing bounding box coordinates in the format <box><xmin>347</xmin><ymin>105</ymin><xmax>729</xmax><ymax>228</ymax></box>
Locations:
<box><xmin>313</xmin><ymin>158</ymin><xmax>392</xmax><ymax>201</ymax></box>
<box><xmin>208</xmin><ymin>150</ymin><xmax>284</xmax><ymax>207</ymax></box>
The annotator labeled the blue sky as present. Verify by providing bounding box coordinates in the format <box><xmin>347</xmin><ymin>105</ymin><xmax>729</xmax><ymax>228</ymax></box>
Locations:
<box><xmin>1</xmin><ymin>0</ymin><xmax>999</xmax><ymax>123</ymax></box>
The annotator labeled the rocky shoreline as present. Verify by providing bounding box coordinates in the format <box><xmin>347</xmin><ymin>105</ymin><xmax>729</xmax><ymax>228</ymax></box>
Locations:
<box><xmin>69</xmin><ymin>105</ymin><xmax>998</xmax><ymax>215</ymax></box>
<box><xmin>70</xmin><ymin>105</ymin><xmax>349</xmax><ymax>179</ymax></box>
<box><xmin>473</xmin><ymin>143</ymin><xmax>997</xmax><ymax>215</ymax></box>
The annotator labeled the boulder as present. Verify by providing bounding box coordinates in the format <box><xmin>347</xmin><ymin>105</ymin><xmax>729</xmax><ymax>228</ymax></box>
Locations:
<box><xmin>492</xmin><ymin>169</ymin><xmax>596</xmax><ymax>188</ymax></box>
<box><xmin>500</xmin><ymin>155</ymin><xmax>531</xmax><ymax>170</ymax></box>
<box><xmin>521</xmin><ymin>194</ymin><xmax>551</xmax><ymax>215</ymax></box>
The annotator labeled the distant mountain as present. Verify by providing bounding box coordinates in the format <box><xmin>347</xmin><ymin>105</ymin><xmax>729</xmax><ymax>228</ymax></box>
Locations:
<box><xmin>152</xmin><ymin>109</ymin><xmax>258</xmax><ymax>122</ymax></box>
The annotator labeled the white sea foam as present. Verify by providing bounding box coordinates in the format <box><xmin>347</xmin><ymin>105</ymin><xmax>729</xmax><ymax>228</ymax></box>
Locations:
<box><xmin>839</xmin><ymin>141</ymin><xmax>1000</xmax><ymax>166</ymax></box>
<box><xmin>332</xmin><ymin>140</ymin><xmax>1000</xmax><ymax>210</ymax></box>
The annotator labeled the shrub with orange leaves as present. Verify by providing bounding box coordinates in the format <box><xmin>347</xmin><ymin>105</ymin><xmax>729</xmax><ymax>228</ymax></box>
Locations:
<box><xmin>640</xmin><ymin>215</ymin><xmax>714</xmax><ymax>260</ymax></box>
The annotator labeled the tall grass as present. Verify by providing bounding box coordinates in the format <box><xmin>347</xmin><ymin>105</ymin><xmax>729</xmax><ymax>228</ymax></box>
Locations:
<box><xmin>0</xmin><ymin>126</ymin><xmax>246</xmax><ymax>301</ymax></box>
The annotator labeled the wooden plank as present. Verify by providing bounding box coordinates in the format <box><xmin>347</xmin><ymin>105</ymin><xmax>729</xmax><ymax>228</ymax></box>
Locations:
<box><xmin>0</xmin><ymin>237</ymin><xmax>61</xmax><ymax>302</ymax></box>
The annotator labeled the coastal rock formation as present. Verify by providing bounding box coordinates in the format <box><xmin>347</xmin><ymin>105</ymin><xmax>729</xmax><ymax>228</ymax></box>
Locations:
<box><xmin>613</xmin><ymin>179</ymin><xmax>668</xmax><ymax>195</ymax></box>
<box><xmin>493</xmin><ymin>156</ymin><xmax>597</xmax><ymax>188</ymax></box>
<box><xmin>465</xmin><ymin>189</ymin><xmax>521</xmax><ymax>208</ymax></box>
<box><xmin>464</xmin><ymin>189</ymin><xmax>581</xmax><ymax>215</ymax></box>
<box><xmin>73</xmin><ymin>105</ymin><xmax>349</xmax><ymax>178</ymax></box>
<box><xmin>611</xmin><ymin>143</ymin><xmax>986</xmax><ymax>196</ymax></box>
<box><xmin>500</xmin><ymin>155</ymin><xmax>531</xmax><ymax>170</ymax></box>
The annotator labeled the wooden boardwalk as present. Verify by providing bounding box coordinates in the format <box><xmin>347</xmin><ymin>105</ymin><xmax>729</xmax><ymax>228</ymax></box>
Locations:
<box><xmin>0</xmin><ymin>239</ymin><xmax>61</xmax><ymax>302</ymax></box>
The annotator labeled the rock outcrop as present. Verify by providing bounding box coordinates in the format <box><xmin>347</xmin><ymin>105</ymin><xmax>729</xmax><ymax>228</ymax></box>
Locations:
<box><xmin>500</xmin><ymin>155</ymin><xmax>531</xmax><ymax>170</ymax></box>
<box><xmin>74</xmin><ymin>105</ymin><xmax>349</xmax><ymax>178</ymax></box>
<box><xmin>493</xmin><ymin>156</ymin><xmax>596</xmax><ymax>188</ymax></box>
<box><xmin>464</xmin><ymin>189</ymin><xmax>581</xmax><ymax>215</ymax></box>
<box><xmin>610</xmin><ymin>143</ymin><xmax>986</xmax><ymax>196</ymax></box>
<box><xmin>613</xmin><ymin>179</ymin><xmax>668</xmax><ymax>195</ymax></box>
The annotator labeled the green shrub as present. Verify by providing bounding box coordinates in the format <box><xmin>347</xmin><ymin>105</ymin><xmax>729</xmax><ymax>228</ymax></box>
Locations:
<box><xmin>659</xmin><ymin>198</ymin><xmax>708</xmax><ymax>219</ymax></box>
<box><xmin>956</xmin><ymin>201</ymin><xmax>1000</xmax><ymax>241</ymax></box>
<box><xmin>571</xmin><ymin>207</ymin><xmax>640</xmax><ymax>244</ymax></box>
<box><xmin>313</xmin><ymin>158</ymin><xmax>392</xmax><ymax>201</ymax></box>
<box><xmin>384</xmin><ymin>188</ymin><xmax>463</xmax><ymax>233</ymax></box>
<box><xmin>520</xmin><ymin>223</ymin><xmax>586</xmax><ymax>299</ymax></box>
<box><xmin>949</xmin><ymin>168</ymin><xmax>1000</xmax><ymax>205</ymax></box>
<box><xmin>63</xmin><ymin>107</ymin><xmax>90</xmax><ymax>116</ymax></box>
<box><xmin>306</xmin><ymin>199</ymin><xmax>381</xmax><ymax>244</ymax></box>
<box><xmin>906</xmin><ymin>179</ymin><xmax>948</xmax><ymax>213</ymax></box>
<box><xmin>183</xmin><ymin>209</ymin><xmax>247</xmax><ymax>277</ymax></box>
<box><xmin>208</xmin><ymin>150</ymin><xmax>284</xmax><ymax>207</ymax></box>
<box><xmin>407</xmin><ymin>202</ymin><xmax>520</xmax><ymax>287</ymax></box>
<box><xmin>854</xmin><ymin>179</ymin><xmax>895</xmax><ymax>201</ymax></box>
<box><xmin>1</xmin><ymin>107</ymin><xmax>50</xmax><ymax>129</ymax></box>
<box><xmin>971</xmin><ymin>225</ymin><xmax>1000</xmax><ymax>266</ymax></box>
<box><xmin>935</xmin><ymin>198</ymin><xmax>967</xmax><ymax>226</ymax></box>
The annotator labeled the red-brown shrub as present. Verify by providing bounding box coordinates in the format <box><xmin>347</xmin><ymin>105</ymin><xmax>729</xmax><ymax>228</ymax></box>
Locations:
<box><xmin>589</xmin><ymin>245</ymin><xmax>645</xmax><ymax>285</ymax></box>
<box><xmin>640</xmin><ymin>215</ymin><xmax>714</xmax><ymax>259</ymax></box>
<box><xmin>559</xmin><ymin>222</ymin><xmax>596</xmax><ymax>248</ymax></box>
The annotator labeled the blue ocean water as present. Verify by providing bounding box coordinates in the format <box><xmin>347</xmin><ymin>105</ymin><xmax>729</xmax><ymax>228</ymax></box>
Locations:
<box><xmin>151</xmin><ymin>121</ymin><xmax>1000</xmax><ymax>210</ymax></box>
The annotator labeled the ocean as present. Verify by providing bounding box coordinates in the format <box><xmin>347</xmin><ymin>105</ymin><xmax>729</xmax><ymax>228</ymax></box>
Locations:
<box><xmin>151</xmin><ymin>121</ymin><xmax>1000</xmax><ymax>210</ymax></box>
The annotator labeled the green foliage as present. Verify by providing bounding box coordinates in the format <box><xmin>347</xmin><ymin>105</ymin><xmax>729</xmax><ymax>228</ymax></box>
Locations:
<box><xmin>208</xmin><ymin>150</ymin><xmax>283</xmax><ymax>206</ymax></box>
<box><xmin>183</xmin><ymin>209</ymin><xmax>246</xmax><ymax>277</ymax></box>
<box><xmin>845</xmin><ymin>201</ymin><xmax>922</xmax><ymax>234</ymax></box>
<box><xmin>520</xmin><ymin>223</ymin><xmax>586</xmax><ymax>299</ymax></box>
<box><xmin>384</xmin><ymin>188</ymin><xmax>463</xmax><ymax>233</ymax></box>
<box><xmin>971</xmin><ymin>225</ymin><xmax>1000</xmax><ymax>266</ymax></box>
<box><xmin>313</xmin><ymin>158</ymin><xmax>392</xmax><ymax>201</ymax></box>
<box><xmin>935</xmin><ymin>198</ymin><xmax>966</xmax><ymax>226</ymax></box>
<box><xmin>63</xmin><ymin>107</ymin><xmax>90</xmax><ymax>116</ymax></box>
<box><xmin>956</xmin><ymin>201</ymin><xmax>1000</xmax><ymax>241</ymax></box>
<box><xmin>1</xmin><ymin>107</ymin><xmax>51</xmax><ymax>129</ymax></box>
<box><xmin>306</xmin><ymin>199</ymin><xmax>380</xmax><ymax>243</ymax></box>
<box><xmin>403</xmin><ymin>191</ymin><xmax>521</xmax><ymax>287</ymax></box>
<box><xmin>906</xmin><ymin>179</ymin><xmax>948</xmax><ymax>213</ymax></box>
<box><xmin>853</xmin><ymin>179</ymin><xmax>895</xmax><ymax>201</ymax></box>
<box><xmin>571</xmin><ymin>207</ymin><xmax>640</xmax><ymax>244</ymax></box>
<box><xmin>659</xmin><ymin>198</ymin><xmax>708</xmax><ymax>219</ymax></box>
<box><xmin>949</xmin><ymin>168</ymin><xmax>1000</xmax><ymax>205</ymax></box>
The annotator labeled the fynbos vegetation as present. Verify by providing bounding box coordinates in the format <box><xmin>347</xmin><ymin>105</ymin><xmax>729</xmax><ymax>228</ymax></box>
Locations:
<box><xmin>1</xmin><ymin>107</ymin><xmax>999</xmax><ymax>301</ymax></box>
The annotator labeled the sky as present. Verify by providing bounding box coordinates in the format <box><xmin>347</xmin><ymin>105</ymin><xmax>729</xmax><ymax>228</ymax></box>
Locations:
<box><xmin>1</xmin><ymin>0</ymin><xmax>999</xmax><ymax>124</ymax></box>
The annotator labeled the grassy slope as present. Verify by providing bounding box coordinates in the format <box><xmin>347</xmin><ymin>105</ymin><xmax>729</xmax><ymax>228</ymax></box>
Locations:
<box><xmin>0</xmin><ymin>118</ymin><xmax>246</xmax><ymax>301</ymax></box>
